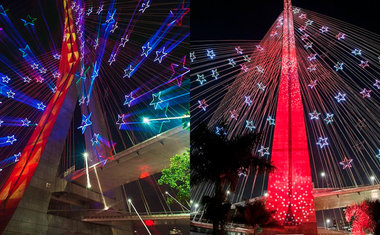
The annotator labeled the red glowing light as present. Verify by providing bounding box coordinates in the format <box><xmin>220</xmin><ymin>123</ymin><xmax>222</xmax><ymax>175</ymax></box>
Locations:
<box><xmin>144</xmin><ymin>220</ymin><xmax>154</xmax><ymax>226</ymax></box>
<box><xmin>266</xmin><ymin>0</ymin><xmax>316</xmax><ymax>231</ymax></box>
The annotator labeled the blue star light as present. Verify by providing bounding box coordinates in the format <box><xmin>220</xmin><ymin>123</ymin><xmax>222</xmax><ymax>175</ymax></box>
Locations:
<box><xmin>258</xmin><ymin>146</ymin><xmax>270</xmax><ymax>157</ymax></box>
<box><xmin>334</xmin><ymin>62</ymin><xmax>344</xmax><ymax>71</ymax></box>
<box><xmin>324</xmin><ymin>113</ymin><xmax>334</xmax><ymax>124</ymax></box>
<box><xmin>316</xmin><ymin>137</ymin><xmax>329</xmax><ymax>149</ymax></box>
<box><xmin>141</xmin><ymin>42</ymin><xmax>152</xmax><ymax>57</ymax></box>
<box><xmin>77</xmin><ymin>113</ymin><xmax>92</xmax><ymax>134</ymax></box>
<box><xmin>124</xmin><ymin>92</ymin><xmax>135</xmax><ymax>107</ymax></box>
<box><xmin>211</xmin><ymin>69</ymin><xmax>219</xmax><ymax>79</ymax></box>
<box><xmin>244</xmin><ymin>96</ymin><xmax>252</xmax><ymax>106</ymax></box>
<box><xmin>196</xmin><ymin>74</ymin><xmax>206</xmax><ymax>85</ymax></box>
<box><xmin>245</xmin><ymin>120</ymin><xmax>256</xmax><ymax>131</ymax></box>
<box><xmin>206</xmin><ymin>49</ymin><xmax>216</xmax><ymax>59</ymax></box>
<box><xmin>309</xmin><ymin>110</ymin><xmax>321</xmax><ymax>120</ymax></box>
<box><xmin>19</xmin><ymin>45</ymin><xmax>30</xmax><ymax>57</ymax></box>
<box><xmin>334</xmin><ymin>92</ymin><xmax>347</xmax><ymax>103</ymax></box>
<box><xmin>154</xmin><ymin>47</ymin><xmax>167</xmax><ymax>63</ymax></box>
<box><xmin>267</xmin><ymin>116</ymin><xmax>275</xmax><ymax>125</ymax></box>
<box><xmin>150</xmin><ymin>92</ymin><xmax>163</xmax><ymax>109</ymax></box>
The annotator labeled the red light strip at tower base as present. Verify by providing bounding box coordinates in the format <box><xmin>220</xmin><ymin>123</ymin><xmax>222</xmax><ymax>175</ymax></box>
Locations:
<box><xmin>266</xmin><ymin>0</ymin><xmax>317</xmax><ymax>233</ymax></box>
<box><xmin>0</xmin><ymin>0</ymin><xmax>79</xmax><ymax>231</ymax></box>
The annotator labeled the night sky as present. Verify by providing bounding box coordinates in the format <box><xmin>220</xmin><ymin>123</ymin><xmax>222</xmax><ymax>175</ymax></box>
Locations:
<box><xmin>191</xmin><ymin>0</ymin><xmax>380</xmax><ymax>40</ymax></box>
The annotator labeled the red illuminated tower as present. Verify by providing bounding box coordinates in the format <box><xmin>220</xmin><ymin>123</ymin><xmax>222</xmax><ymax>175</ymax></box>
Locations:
<box><xmin>266</xmin><ymin>0</ymin><xmax>317</xmax><ymax>232</ymax></box>
<box><xmin>0</xmin><ymin>0</ymin><xmax>79</xmax><ymax>230</ymax></box>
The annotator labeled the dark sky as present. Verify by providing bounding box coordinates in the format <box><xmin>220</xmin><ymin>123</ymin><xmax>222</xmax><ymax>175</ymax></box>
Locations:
<box><xmin>191</xmin><ymin>0</ymin><xmax>380</xmax><ymax>40</ymax></box>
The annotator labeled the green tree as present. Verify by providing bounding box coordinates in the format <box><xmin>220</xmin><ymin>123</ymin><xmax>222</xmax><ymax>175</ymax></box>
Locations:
<box><xmin>158</xmin><ymin>149</ymin><xmax>190</xmax><ymax>204</ymax></box>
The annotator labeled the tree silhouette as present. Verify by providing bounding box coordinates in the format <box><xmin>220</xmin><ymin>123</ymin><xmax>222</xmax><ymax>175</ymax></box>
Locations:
<box><xmin>191</xmin><ymin>122</ymin><xmax>275</xmax><ymax>234</ymax></box>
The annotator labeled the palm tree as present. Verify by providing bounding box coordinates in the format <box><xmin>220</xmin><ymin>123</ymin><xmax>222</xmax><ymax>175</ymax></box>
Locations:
<box><xmin>233</xmin><ymin>199</ymin><xmax>280</xmax><ymax>235</ymax></box>
<box><xmin>191</xmin><ymin>123</ymin><xmax>275</xmax><ymax>234</ymax></box>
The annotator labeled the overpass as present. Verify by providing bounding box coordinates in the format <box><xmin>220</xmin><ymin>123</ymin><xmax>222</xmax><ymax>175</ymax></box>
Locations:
<box><xmin>313</xmin><ymin>184</ymin><xmax>380</xmax><ymax>211</ymax></box>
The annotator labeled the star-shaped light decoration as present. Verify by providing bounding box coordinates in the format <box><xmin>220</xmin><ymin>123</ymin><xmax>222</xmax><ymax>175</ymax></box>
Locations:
<box><xmin>299</xmin><ymin>13</ymin><xmax>307</xmax><ymax>19</ymax></box>
<box><xmin>309</xmin><ymin>110</ymin><xmax>321</xmax><ymax>120</ymax></box>
<box><xmin>2</xmin><ymin>76</ymin><xmax>10</xmax><ymax>83</ymax></box>
<box><xmin>373</xmin><ymin>80</ymin><xmax>380</xmax><ymax>89</ymax></box>
<box><xmin>211</xmin><ymin>69</ymin><xmax>219</xmax><ymax>80</ymax></box>
<box><xmin>77</xmin><ymin>113</ymin><xmax>92</xmax><ymax>134</ymax></box>
<box><xmin>206</xmin><ymin>49</ymin><xmax>216</xmax><ymax>59</ymax></box>
<box><xmin>307</xmin><ymin>64</ymin><xmax>317</xmax><ymax>72</ymax></box>
<box><xmin>359</xmin><ymin>60</ymin><xmax>369</xmax><ymax>69</ymax></box>
<box><xmin>215</xmin><ymin>126</ymin><xmax>226</xmax><ymax>136</ymax></box>
<box><xmin>139</xmin><ymin>0</ymin><xmax>151</xmax><ymax>13</ymax></box>
<box><xmin>91</xmin><ymin>133</ymin><xmax>100</xmax><ymax>146</ymax></box>
<box><xmin>316</xmin><ymin>137</ymin><xmax>329</xmax><ymax>149</ymax></box>
<box><xmin>141</xmin><ymin>42</ymin><xmax>152</xmax><ymax>57</ymax></box>
<box><xmin>86</xmin><ymin>7</ymin><xmax>93</xmax><ymax>16</ymax></box>
<box><xmin>270</xmin><ymin>31</ymin><xmax>278</xmax><ymax>37</ymax></box>
<box><xmin>21</xmin><ymin>14</ymin><xmax>37</xmax><ymax>26</ymax></box>
<box><xmin>256</xmin><ymin>66</ymin><xmax>264</xmax><ymax>74</ymax></box>
<box><xmin>7</xmin><ymin>90</ymin><xmax>15</xmax><ymax>98</ymax></box>
<box><xmin>13</xmin><ymin>152</ymin><xmax>21</xmax><ymax>162</ymax></box>
<box><xmin>324</xmin><ymin>113</ymin><xmax>334</xmax><ymax>124</ymax></box>
<box><xmin>334</xmin><ymin>92</ymin><xmax>347</xmax><ymax>103</ymax></box>
<box><xmin>52</xmin><ymin>71</ymin><xmax>61</xmax><ymax>79</ymax></box>
<box><xmin>170</xmin><ymin>56</ymin><xmax>189</xmax><ymax>87</ymax></box>
<box><xmin>96</xmin><ymin>4</ymin><xmax>104</xmax><ymax>15</ymax></box>
<box><xmin>339</xmin><ymin>157</ymin><xmax>353</xmax><ymax>169</ymax></box>
<box><xmin>23</xmin><ymin>76</ymin><xmax>31</xmax><ymax>83</ymax></box>
<box><xmin>304</xmin><ymin>42</ymin><xmax>313</xmax><ymax>49</ymax></box>
<box><xmin>241</xmin><ymin>64</ymin><xmax>249</xmax><ymax>73</ymax></box>
<box><xmin>6</xmin><ymin>135</ymin><xmax>17</xmax><ymax>145</ymax></box>
<box><xmin>123</xmin><ymin>65</ymin><xmax>134</xmax><ymax>78</ymax></box>
<box><xmin>35</xmin><ymin>76</ymin><xmax>44</xmax><ymax>83</ymax></box>
<box><xmin>336</xmin><ymin>32</ymin><xmax>346</xmax><ymax>40</ymax></box>
<box><xmin>108</xmin><ymin>53</ymin><xmax>116</xmax><ymax>66</ymax></box>
<box><xmin>351</xmin><ymin>49</ymin><xmax>362</xmax><ymax>56</ymax></box>
<box><xmin>93</xmin><ymin>38</ymin><xmax>99</xmax><ymax>49</ymax></box>
<box><xmin>197</xmin><ymin>99</ymin><xmax>208</xmax><ymax>111</ymax></box>
<box><xmin>78</xmin><ymin>96</ymin><xmax>86</xmax><ymax>105</ymax></box>
<box><xmin>301</xmin><ymin>33</ymin><xmax>309</xmax><ymax>41</ymax></box>
<box><xmin>124</xmin><ymin>92</ymin><xmax>135</xmax><ymax>107</ymax></box>
<box><xmin>243</xmin><ymin>55</ymin><xmax>251</xmax><ymax>62</ymax></box>
<box><xmin>150</xmin><ymin>92</ymin><xmax>163</xmax><ymax>109</ymax></box>
<box><xmin>308</xmin><ymin>80</ymin><xmax>317</xmax><ymax>89</ymax></box>
<box><xmin>228</xmin><ymin>58</ymin><xmax>236</xmax><ymax>67</ymax></box>
<box><xmin>196</xmin><ymin>74</ymin><xmax>206</xmax><ymax>85</ymax></box>
<box><xmin>258</xmin><ymin>146</ymin><xmax>270</xmax><ymax>157</ymax></box>
<box><xmin>168</xmin><ymin>0</ymin><xmax>189</xmax><ymax>26</ymax></box>
<box><xmin>39</xmin><ymin>67</ymin><xmax>47</xmax><ymax>74</ymax></box>
<box><xmin>256</xmin><ymin>45</ymin><xmax>264</xmax><ymax>52</ymax></box>
<box><xmin>293</xmin><ymin>8</ymin><xmax>300</xmax><ymax>14</ymax></box>
<box><xmin>257</xmin><ymin>82</ymin><xmax>266</xmax><ymax>91</ymax></box>
<box><xmin>19</xmin><ymin>45</ymin><xmax>30</xmax><ymax>57</ymax></box>
<box><xmin>307</xmin><ymin>53</ymin><xmax>317</xmax><ymax>61</ymax></box>
<box><xmin>119</xmin><ymin>34</ymin><xmax>129</xmax><ymax>48</ymax></box>
<box><xmin>244</xmin><ymin>96</ymin><xmax>252</xmax><ymax>106</ymax></box>
<box><xmin>305</xmin><ymin>20</ymin><xmax>313</xmax><ymax>26</ymax></box>
<box><xmin>230</xmin><ymin>110</ymin><xmax>238</xmax><ymax>120</ymax></box>
<box><xmin>245</xmin><ymin>120</ymin><xmax>256</xmax><ymax>131</ymax></box>
<box><xmin>0</xmin><ymin>120</ymin><xmax>3</xmax><ymax>127</ymax></box>
<box><xmin>298</xmin><ymin>26</ymin><xmax>307</xmax><ymax>32</ymax></box>
<box><xmin>21</xmin><ymin>118</ymin><xmax>31</xmax><ymax>127</ymax></box>
<box><xmin>267</xmin><ymin>116</ymin><xmax>275</xmax><ymax>125</ymax></box>
<box><xmin>37</xmin><ymin>102</ymin><xmax>46</xmax><ymax>110</ymax></box>
<box><xmin>116</xmin><ymin>114</ymin><xmax>127</xmax><ymax>129</ymax></box>
<box><xmin>190</xmin><ymin>52</ymin><xmax>196</xmax><ymax>62</ymax></box>
<box><xmin>334</xmin><ymin>62</ymin><xmax>344</xmax><ymax>71</ymax></box>
<box><xmin>31</xmin><ymin>63</ymin><xmax>39</xmax><ymax>70</ymax></box>
<box><xmin>154</xmin><ymin>47</ymin><xmax>167</xmax><ymax>63</ymax></box>
<box><xmin>319</xmin><ymin>26</ymin><xmax>329</xmax><ymax>33</ymax></box>
<box><xmin>360</xmin><ymin>88</ymin><xmax>372</xmax><ymax>98</ymax></box>
<box><xmin>235</xmin><ymin>46</ymin><xmax>243</xmax><ymax>54</ymax></box>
